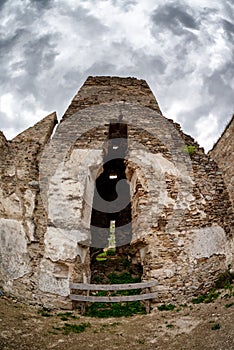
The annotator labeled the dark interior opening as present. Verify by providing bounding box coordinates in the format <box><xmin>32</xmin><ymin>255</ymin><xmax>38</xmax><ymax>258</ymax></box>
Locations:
<box><xmin>90</xmin><ymin>121</ymin><xmax>132</xmax><ymax>248</ymax></box>
<box><xmin>86</xmin><ymin>120</ymin><xmax>145</xmax><ymax>317</ymax></box>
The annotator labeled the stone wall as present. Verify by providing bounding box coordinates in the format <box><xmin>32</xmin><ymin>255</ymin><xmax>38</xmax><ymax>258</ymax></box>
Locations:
<box><xmin>0</xmin><ymin>76</ymin><xmax>233</xmax><ymax>309</ymax></box>
<box><xmin>0</xmin><ymin>113</ymin><xmax>59</xmax><ymax>305</ymax></box>
<box><xmin>209</xmin><ymin>115</ymin><xmax>234</xmax><ymax>208</ymax></box>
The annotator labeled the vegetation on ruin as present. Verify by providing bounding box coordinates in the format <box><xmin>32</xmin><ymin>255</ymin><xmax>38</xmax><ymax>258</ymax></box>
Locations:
<box><xmin>183</xmin><ymin>144</ymin><xmax>197</xmax><ymax>155</ymax></box>
<box><xmin>191</xmin><ymin>270</ymin><xmax>234</xmax><ymax>304</ymax></box>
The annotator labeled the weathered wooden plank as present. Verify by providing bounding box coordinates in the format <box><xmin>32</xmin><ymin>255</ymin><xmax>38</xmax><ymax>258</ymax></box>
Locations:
<box><xmin>69</xmin><ymin>292</ymin><xmax>158</xmax><ymax>302</ymax></box>
<box><xmin>69</xmin><ymin>281</ymin><xmax>157</xmax><ymax>291</ymax></box>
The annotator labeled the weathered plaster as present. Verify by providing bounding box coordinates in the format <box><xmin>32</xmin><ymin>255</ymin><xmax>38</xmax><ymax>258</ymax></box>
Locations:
<box><xmin>0</xmin><ymin>218</ymin><xmax>30</xmax><ymax>279</ymax></box>
<box><xmin>188</xmin><ymin>225</ymin><xmax>227</xmax><ymax>260</ymax></box>
<box><xmin>38</xmin><ymin>258</ymin><xmax>70</xmax><ymax>296</ymax></box>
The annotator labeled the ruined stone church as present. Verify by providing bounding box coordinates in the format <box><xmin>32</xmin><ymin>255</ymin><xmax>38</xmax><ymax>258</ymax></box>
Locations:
<box><xmin>0</xmin><ymin>76</ymin><xmax>233</xmax><ymax>310</ymax></box>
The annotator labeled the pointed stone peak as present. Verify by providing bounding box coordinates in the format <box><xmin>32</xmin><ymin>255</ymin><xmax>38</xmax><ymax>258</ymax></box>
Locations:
<box><xmin>12</xmin><ymin>112</ymin><xmax>58</xmax><ymax>145</ymax></box>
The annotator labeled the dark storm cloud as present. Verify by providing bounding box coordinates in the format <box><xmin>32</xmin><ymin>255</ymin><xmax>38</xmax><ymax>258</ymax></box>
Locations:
<box><xmin>0</xmin><ymin>0</ymin><xmax>7</xmax><ymax>11</ymax></box>
<box><xmin>64</xmin><ymin>6</ymin><xmax>109</xmax><ymax>38</ymax></box>
<box><xmin>111</xmin><ymin>0</ymin><xmax>137</xmax><ymax>11</ymax></box>
<box><xmin>22</xmin><ymin>34</ymin><xmax>58</xmax><ymax>76</ymax></box>
<box><xmin>83</xmin><ymin>39</ymin><xmax>167</xmax><ymax>79</ymax></box>
<box><xmin>151</xmin><ymin>2</ymin><xmax>199</xmax><ymax>35</ymax></box>
<box><xmin>30</xmin><ymin>0</ymin><xmax>52</xmax><ymax>10</ymax></box>
<box><xmin>0</xmin><ymin>29</ymin><xmax>26</xmax><ymax>52</ymax></box>
<box><xmin>126</xmin><ymin>49</ymin><xmax>167</xmax><ymax>78</ymax></box>
<box><xmin>0</xmin><ymin>29</ymin><xmax>28</xmax><ymax>85</ymax></box>
<box><xmin>84</xmin><ymin>61</ymin><xmax>118</xmax><ymax>76</ymax></box>
<box><xmin>135</xmin><ymin>54</ymin><xmax>166</xmax><ymax>76</ymax></box>
<box><xmin>222</xmin><ymin>19</ymin><xmax>234</xmax><ymax>40</ymax></box>
<box><xmin>150</xmin><ymin>2</ymin><xmax>200</xmax><ymax>74</ymax></box>
<box><xmin>171</xmin><ymin>59</ymin><xmax>234</xmax><ymax>141</ymax></box>
<box><xmin>0</xmin><ymin>30</ymin><xmax>59</xmax><ymax>97</ymax></box>
<box><xmin>205</xmin><ymin>65</ymin><xmax>234</xmax><ymax>110</ymax></box>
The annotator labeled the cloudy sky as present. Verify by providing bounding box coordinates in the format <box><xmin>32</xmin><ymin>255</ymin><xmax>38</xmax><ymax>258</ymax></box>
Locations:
<box><xmin>0</xmin><ymin>0</ymin><xmax>233</xmax><ymax>151</ymax></box>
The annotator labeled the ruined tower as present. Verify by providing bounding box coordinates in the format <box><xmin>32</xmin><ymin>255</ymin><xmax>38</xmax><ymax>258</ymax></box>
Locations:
<box><xmin>0</xmin><ymin>76</ymin><xmax>233</xmax><ymax>309</ymax></box>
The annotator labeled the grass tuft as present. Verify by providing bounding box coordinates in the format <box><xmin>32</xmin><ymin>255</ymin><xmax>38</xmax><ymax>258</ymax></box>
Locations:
<box><xmin>211</xmin><ymin>323</ymin><xmax>221</xmax><ymax>330</ymax></box>
<box><xmin>59</xmin><ymin>322</ymin><xmax>91</xmax><ymax>335</ymax></box>
<box><xmin>191</xmin><ymin>289</ymin><xmax>220</xmax><ymax>304</ymax></box>
<box><xmin>158</xmin><ymin>304</ymin><xmax>175</xmax><ymax>311</ymax></box>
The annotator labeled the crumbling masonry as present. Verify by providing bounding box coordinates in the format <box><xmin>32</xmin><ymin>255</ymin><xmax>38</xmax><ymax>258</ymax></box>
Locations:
<box><xmin>0</xmin><ymin>76</ymin><xmax>233</xmax><ymax>309</ymax></box>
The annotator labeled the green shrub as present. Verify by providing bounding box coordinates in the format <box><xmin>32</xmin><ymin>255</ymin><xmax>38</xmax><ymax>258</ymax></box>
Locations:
<box><xmin>92</xmin><ymin>276</ymin><xmax>103</xmax><ymax>284</ymax></box>
<box><xmin>37</xmin><ymin>308</ymin><xmax>52</xmax><ymax>317</ymax></box>
<box><xmin>96</xmin><ymin>251</ymin><xmax>108</xmax><ymax>261</ymax></box>
<box><xmin>166</xmin><ymin>323</ymin><xmax>174</xmax><ymax>328</ymax></box>
<box><xmin>106</xmin><ymin>249</ymin><xmax>116</xmax><ymax>256</ymax></box>
<box><xmin>57</xmin><ymin>312</ymin><xmax>78</xmax><ymax>321</ymax></box>
<box><xmin>211</xmin><ymin>323</ymin><xmax>220</xmax><ymax>330</ymax></box>
<box><xmin>158</xmin><ymin>304</ymin><xmax>175</xmax><ymax>311</ymax></box>
<box><xmin>225</xmin><ymin>302</ymin><xmax>234</xmax><ymax>308</ymax></box>
<box><xmin>61</xmin><ymin>322</ymin><xmax>91</xmax><ymax>335</ymax></box>
<box><xmin>183</xmin><ymin>145</ymin><xmax>197</xmax><ymax>155</ymax></box>
<box><xmin>191</xmin><ymin>289</ymin><xmax>220</xmax><ymax>304</ymax></box>
<box><xmin>108</xmin><ymin>272</ymin><xmax>141</xmax><ymax>284</ymax></box>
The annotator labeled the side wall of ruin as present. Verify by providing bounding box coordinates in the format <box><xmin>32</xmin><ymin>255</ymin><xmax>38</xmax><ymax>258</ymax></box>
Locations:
<box><xmin>209</xmin><ymin>116</ymin><xmax>234</xmax><ymax>208</ymax></box>
<box><xmin>0</xmin><ymin>113</ymin><xmax>59</xmax><ymax>306</ymax></box>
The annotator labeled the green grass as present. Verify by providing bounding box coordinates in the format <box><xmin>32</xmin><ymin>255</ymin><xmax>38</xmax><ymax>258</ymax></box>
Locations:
<box><xmin>96</xmin><ymin>251</ymin><xmax>108</xmax><ymax>261</ymax></box>
<box><xmin>95</xmin><ymin>249</ymin><xmax>116</xmax><ymax>261</ymax></box>
<box><xmin>158</xmin><ymin>304</ymin><xmax>175</xmax><ymax>311</ymax></box>
<box><xmin>106</xmin><ymin>249</ymin><xmax>116</xmax><ymax>256</ymax></box>
<box><xmin>57</xmin><ymin>312</ymin><xmax>78</xmax><ymax>321</ymax></box>
<box><xmin>191</xmin><ymin>289</ymin><xmax>220</xmax><ymax>304</ymax></box>
<box><xmin>166</xmin><ymin>323</ymin><xmax>174</xmax><ymax>328</ymax></box>
<box><xmin>211</xmin><ymin>323</ymin><xmax>221</xmax><ymax>330</ymax></box>
<box><xmin>108</xmin><ymin>272</ymin><xmax>141</xmax><ymax>284</ymax></box>
<box><xmin>225</xmin><ymin>302</ymin><xmax>234</xmax><ymax>309</ymax></box>
<box><xmin>84</xmin><ymin>301</ymin><xmax>146</xmax><ymax>318</ymax></box>
<box><xmin>37</xmin><ymin>308</ymin><xmax>52</xmax><ymax>317</ymax></box>
<box><xmin>55</xmin><ymin>322</ymin><xmax>91</xmax><ymax>335</ymax></box>
<box><xmin>92</xmin><ymin>276</ymin><xmax>103</xmax><ymax>284</ymax></box>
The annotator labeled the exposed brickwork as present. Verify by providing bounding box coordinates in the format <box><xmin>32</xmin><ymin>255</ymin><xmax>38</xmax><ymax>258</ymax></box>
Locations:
<box><xmin>62</xmin><ymin>76</ymin><xmax>162</xmax><ymax>122</ymax></box>
<box><xmin>209</xmin><ymin>115</ymin><xmax>234</xmax><ymax>207</ymax></box>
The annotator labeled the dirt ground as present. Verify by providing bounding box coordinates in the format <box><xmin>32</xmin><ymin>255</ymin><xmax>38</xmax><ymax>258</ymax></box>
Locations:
<box><xmin>0</xmin><ymin>292</ymin><xmax>233</xmax><ymax>350</ymax></box>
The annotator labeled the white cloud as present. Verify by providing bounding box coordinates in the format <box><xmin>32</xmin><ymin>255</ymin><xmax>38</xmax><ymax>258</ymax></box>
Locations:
<box><xmin>195</xmin><ymin>113</ymin><xmax>219</xmax><ymax>150</ymax></box>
